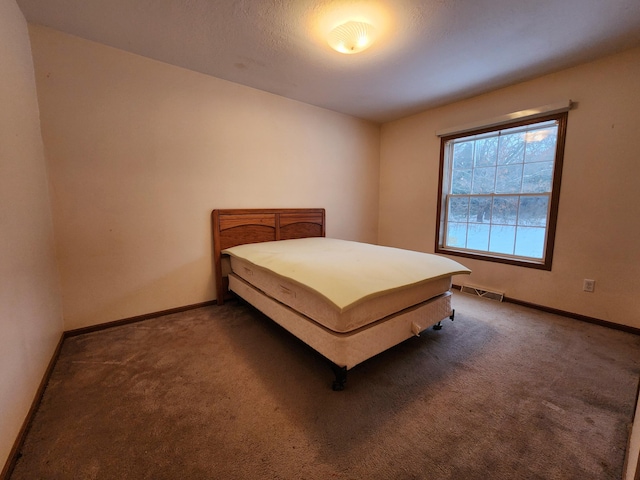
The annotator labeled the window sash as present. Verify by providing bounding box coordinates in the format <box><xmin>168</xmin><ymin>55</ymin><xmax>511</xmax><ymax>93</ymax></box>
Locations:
<box><xmin>443</xmin><ymin>193</ymin><xmax>551</xmax><ymax>261</ymax></box>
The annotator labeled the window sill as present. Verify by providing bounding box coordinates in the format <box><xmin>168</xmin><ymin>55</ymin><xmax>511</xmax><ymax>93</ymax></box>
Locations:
<box><xmin>435</xmin><ymin>246</ymin><xmax>552</xmax><ymax>271</ymax></box>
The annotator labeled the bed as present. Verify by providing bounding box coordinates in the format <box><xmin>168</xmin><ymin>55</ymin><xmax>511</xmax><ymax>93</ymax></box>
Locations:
<box><xmin>212</xmin><ymin>208</ymin><xmax>470</xmax><ymax>390</ymax></box>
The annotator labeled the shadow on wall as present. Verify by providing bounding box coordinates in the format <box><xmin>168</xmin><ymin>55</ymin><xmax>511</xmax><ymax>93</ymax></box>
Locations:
<box><xmin>63</xmin><ymin>258</ymin><xmax>214</xmax><ymax>330</ymax></box>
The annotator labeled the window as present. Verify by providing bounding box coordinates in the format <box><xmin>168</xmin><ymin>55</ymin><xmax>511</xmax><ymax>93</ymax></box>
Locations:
<box><xmin>435</xmin><ymin>111</ymin><xmax>568</xmax><ymax>270</ymax></box>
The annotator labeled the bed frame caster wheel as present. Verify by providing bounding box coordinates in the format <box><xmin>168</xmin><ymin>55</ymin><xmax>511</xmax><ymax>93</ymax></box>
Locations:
<box><xmin>433</xmin><ymin>321</ymin><xmax>443</xmax><ymax>331</ymax></box>
<box><xmin>331</xmin><ymin>365</ymin><xmax>347</xmax><ymax>391</ymax></box>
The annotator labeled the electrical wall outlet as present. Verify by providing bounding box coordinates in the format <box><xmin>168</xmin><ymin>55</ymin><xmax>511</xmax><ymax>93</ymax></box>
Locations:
<box><xmin>583</xmin><ymin>279</ymin><xmax>595</xmax><ymax>292</ymax></box>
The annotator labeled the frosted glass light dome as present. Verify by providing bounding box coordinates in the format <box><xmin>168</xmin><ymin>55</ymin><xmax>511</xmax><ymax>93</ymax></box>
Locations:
<box><xmin>327</xmin><ymin>21</ymin><xmax>376</xmax><ymax>54</ymax></box>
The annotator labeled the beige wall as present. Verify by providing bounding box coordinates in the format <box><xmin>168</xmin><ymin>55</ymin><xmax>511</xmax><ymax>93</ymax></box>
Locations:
<box><xmin>0</xmin><ymin>0</ymin><xmax>63</xmax><ymax>471</ymax></box>
<box><xmin>29</xmin><ymin>25</ymin><xmax>380</xmax><ymax>330</ymax></box>
<box><xmin>379</xmin><ymin>47</ymin><xmax>640</xmax><ymax>328</ymax></box>
<box><xmin>2</xmin><ymin>10</ymin><xmax>639</xmax><ymax>474</ymax></box>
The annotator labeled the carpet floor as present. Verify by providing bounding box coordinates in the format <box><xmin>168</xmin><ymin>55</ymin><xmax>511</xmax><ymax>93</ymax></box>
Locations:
<box><xmin>10</xmin><ymin>292</ymin><xmax>640</xmax><ymax>479</ymax></box>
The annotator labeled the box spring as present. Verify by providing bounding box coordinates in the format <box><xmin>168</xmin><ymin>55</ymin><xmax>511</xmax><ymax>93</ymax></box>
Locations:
<box><xmin>228</xmin><ymin>273</ymin><xmax>453</xmax><ymax>369</ymax></box>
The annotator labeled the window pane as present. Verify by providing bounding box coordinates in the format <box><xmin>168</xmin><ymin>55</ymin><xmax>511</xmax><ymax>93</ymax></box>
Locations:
<box><xmin>471</xmin><ymin>167</ymin><xmax>495</xmax><ymax>194</ymax></box>
<box><xmin>522</xmin><ymin>162</ymin><xmax>553</xmax><ymax>193</ymax></box>
<box><xmin>451</xmin><ymin>169</ymin><xmax>472</xmax><ymax>194</ymax></box>
<box><xmin>453</xmin><ymin>142</ymin><xmax>474</xmax><ymax>169</ymax></box>
<box><xmin>448</xmin><ymin>196</ymin><xmax>469</xmax><ymax>222</ymax></box>
<box><xmin>524</xmin><ymin>127</ymin><xmax>558</xmax><ymax>163</ymax></box>
<box><xmin>474</xmin><ymin>137</ymin><xmax>498</xmax><ymax>167</ymax></box>
<box><xmin>470</xmin><ymin>197</ymin><xmax>492</xmax><ymax>223</ymax></box>
<box><xmin>467</xmin><ymin>224</ymin><xmax>490</xmax><ymax>251</ymax></box>
<box><xmin>446</xmin><ymin>222</ymin><xmax>467</xmax><ymax>248</ymax></box>
<box><xmin>495</xmin><ymin>164</ymin><xmax>523</xmax><ymax>193</ymax></box>
<box><xmin>489</xmin><ymin>225</ymin><xmax>515</xmax><ymax>255</ymax></box>
<box><xmin>491</xmin><ymin>196</ymin><xmax>518</xmax><ymax>225</ymax></box>
<box><xmin>497</xmin><ymin>132</ymin><xmax>525</xmax><ymax>165</ymax></box>
<box><xmin>518</xmin><ymin>196</ymin><xmax>549</xmax><ymax>226</ymax></box>
<box><xmin>514</xmin><ymin>226</ymin><xmax>545</xmax><ymax>258</ymax></box>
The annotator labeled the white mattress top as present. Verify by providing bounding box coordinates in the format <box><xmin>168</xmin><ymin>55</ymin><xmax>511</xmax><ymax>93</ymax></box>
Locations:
<box><xmin>223</xmin><ymin>238</ymin><xmax>470</xmax><ymax>312</ymax></box>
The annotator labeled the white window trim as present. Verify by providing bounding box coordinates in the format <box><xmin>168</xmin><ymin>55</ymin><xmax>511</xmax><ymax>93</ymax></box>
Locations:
<box><xmin>435</xmin><ymin>100</ymin><xmax>572</xmax><ymax>138</ymax></box>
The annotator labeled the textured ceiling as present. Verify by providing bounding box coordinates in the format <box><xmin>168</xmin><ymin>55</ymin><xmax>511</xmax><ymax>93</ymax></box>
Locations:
<box><xmin>16</xmin><ymin>0</ymin><xmax>640</xmax><ymax>123</ymax></box>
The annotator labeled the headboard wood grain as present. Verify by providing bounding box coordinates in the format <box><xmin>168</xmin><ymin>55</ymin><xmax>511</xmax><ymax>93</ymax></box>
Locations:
<box><xmin>212</xmin><ymin>208</ymin><xmax>326</xmax><ymax>304</ymax></box>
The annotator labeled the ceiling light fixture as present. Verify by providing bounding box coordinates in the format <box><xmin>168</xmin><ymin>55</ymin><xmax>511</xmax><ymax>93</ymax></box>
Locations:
<box><xmin>327</xmin><ymin>21</ymin><xmax>376</xmax><ymax>54</ymax></box>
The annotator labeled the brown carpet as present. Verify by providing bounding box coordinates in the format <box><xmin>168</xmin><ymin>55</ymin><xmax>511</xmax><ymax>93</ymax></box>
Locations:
<box><xmin>10</xmin><ymin>292</ymin><xmax>640</xmax><ymax>479</ymax></box>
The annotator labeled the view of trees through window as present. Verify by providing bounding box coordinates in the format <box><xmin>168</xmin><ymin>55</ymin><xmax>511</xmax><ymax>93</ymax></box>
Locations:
<box><xmin>436</xmin><ymin>113</ymin><xmax>567</xmax><ymax>269</ymax></box>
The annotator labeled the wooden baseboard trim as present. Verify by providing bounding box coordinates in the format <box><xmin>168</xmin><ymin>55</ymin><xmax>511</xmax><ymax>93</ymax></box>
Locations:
<box><xmin>453</xmin><ymin>284</ymin><xmax>640</xmax><ymax>336</ymax></box>
<box><xmin>64</xmin><ymin>300</ymin><xmax>218</xmax><ymax>338</ymax></box>
<box><xmin>1</xmin><ymin>334</ymin><xmax>65</xmax><ymax>480</ymax></box>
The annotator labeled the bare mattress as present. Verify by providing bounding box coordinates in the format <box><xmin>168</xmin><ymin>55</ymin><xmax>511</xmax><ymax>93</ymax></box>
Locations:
<box><xmin>223</xmin><ymin>237</ymin><xmax>470</xmax><ymax>334</ymax></box>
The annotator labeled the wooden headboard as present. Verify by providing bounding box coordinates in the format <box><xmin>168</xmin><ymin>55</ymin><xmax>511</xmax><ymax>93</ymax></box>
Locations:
<box><xmin>212</xmin><ymin>208</ymin><xmax>326</xmax><ymax>304</ymax></box>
